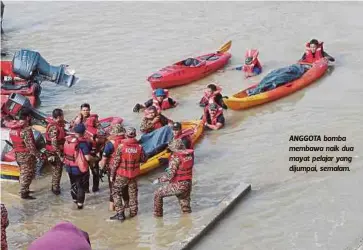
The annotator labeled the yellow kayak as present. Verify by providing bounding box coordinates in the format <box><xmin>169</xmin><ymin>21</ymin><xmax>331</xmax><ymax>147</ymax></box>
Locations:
<box><xmin>140</xmin><ymin>120</ymin><xmax>204</xmax><ymax>175</ymax></box>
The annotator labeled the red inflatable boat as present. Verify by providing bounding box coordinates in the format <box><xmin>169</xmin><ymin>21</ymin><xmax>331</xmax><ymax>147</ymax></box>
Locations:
<box><xmin>147</xmin><ymin>41</ymin><xmax>232</xmax><ymax>89</ymax></box>
<box><xmin>1</xmin><ymin>61</ymin><xmax>41</xmax><ymax>107</ymax></box>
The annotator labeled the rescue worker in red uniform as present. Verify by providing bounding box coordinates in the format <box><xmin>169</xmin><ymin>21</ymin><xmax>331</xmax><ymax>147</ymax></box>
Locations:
<box><xmin>133</xmin><ymin>88</ymin><xmax>177</xmax><ymax>113</ymax></box>
<box><xmin>153</xmin><ymin>140</ymin><xmax>194</xmax><ymax>217</ymax></box>
<box><xmin>99</xmin><ymin>124</ymin><xmax>129</xmax><ymax>211</ymax></box>
<box><xmin>1</xmin><ymin>203</ymin><xmax>9</xmax><ymax>250</ymax></box>
<box><xmin>234</xmin><ymin>49</ymin><xmax>262</xmax><ymax>78</ymax></box>
<box><xmin>63</xmin><ymin>123</ymin><xmax>96</xmax><ymax>209</ymax></box>
<box><xmin>299</xmin><ymin>39</ymin><xmax>335</xmax><ymax>63</ymax></box>
<box><xmin>109</xmin><ymin>127</ymin><xmax>147</xmax><ymax>221</ymax></box>
<box><xmin>140</xmin><ymin>106</ymin><xmax>173</xmax><ymax>134</ymax></box>
<box><xmin>45</xmin><ymin>108</ymin><xmax>66</xmax><ymax>195</ymax></box>
<box><xmin>199</xmin><ymin>83</ymin><xmax>227</xmax><ymax>109</ymax></box>
<box><xmin>4</xmin><ymin>108</ymin><xmax>41</xmax><ymax>199</ymax></box>
<box><xmin>201</xmin><ymin>103</ymin><xmax>225</xmax><ymax>130</ymax></box>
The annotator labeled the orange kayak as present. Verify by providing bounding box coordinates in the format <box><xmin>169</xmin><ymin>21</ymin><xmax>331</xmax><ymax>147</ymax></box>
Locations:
<box><xmin>223</xmin><ymin>59</ymin><xmax>329</xmax><ymax>110</ymax></box>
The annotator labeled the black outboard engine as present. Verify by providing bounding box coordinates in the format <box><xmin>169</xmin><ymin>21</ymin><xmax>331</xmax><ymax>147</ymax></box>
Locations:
<box><xmin>12</xmin><ymin>49</ymin><xmax>78</xmax><ymax>87</ymax></box>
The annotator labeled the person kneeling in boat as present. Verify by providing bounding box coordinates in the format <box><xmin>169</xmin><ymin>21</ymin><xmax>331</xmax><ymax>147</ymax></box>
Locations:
<box><xmin>109</xmin><ymin>127</ymin><xmax>147</xmax><ymax>221</ymax></box>
<box><xmin>63</xmin><ymin>123</ymin><xmax>98</xmax><ymax>209</ymax></box>
<box><xmin>199</xmin><ymin>83</ymin><xmax>227</xmax><ymax>109</ymax></box>
<box><xmin>299</xmin><ymin>39</ymin><xmax>335</xmax><ymax>64</ymax></box>
<box><xmin>158</xmin><ymin>122</ymin><xmax>193</xmax><ymax>166</ymax></box>
<box><xmin>234</xmin><ymin>49</ymin><xmax>262</xmax><ymax>78</ymax></box>
<box><xmin>153</xmin><ymin>140</ymin><xmax>194</xmax><ymax>217</ymax></box>
<box><xmin>99</xmin><ymin>124</ymin><xmax>129</xmax><ymax>211</ymax></box>
<box><xmin>201</xmin><ymin>103</ymin><xmax>225</xmax><ymax>130</ymax></box>
<box><xmin>133</xmin><ymin>88</ymin><xmax>177</xmax><ymax>113</ymax></box>
<box><xmin>140</xmin><ymin>106</ymin><xmax>173</xmax><ymax>134</ymax></box>
<box><xmin>45</xmin><ymin>108</ymin><xmax>66</xmax><ymax>196</ymax></box>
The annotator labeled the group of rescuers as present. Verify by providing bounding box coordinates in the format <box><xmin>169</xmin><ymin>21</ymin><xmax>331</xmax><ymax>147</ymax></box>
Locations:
<box><xmin>2</xmin><ymin>38</ymin><xmax>334</xmax><ymax>224</ymax></box>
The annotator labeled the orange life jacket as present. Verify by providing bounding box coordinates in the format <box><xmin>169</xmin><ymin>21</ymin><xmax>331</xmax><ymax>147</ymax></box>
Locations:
<box><xmin>116</xmin><ymin>138</ymin><xmax>144</xmax><ymax>178</ymax></box>
<box><xmin>83</xmin><ymin>114</ymin><xmax>99</xmax><ymax>129</ymax></box>
<box><xmin>302</xmin><ymin>41</ymin><xmax>324</xmax><ymax>63</ymax></box>
<box><xmin>200</xmin><ymin>85</ymin><xmax>222</xmax><ymax>106</ymax></box>
<box><xmin>107</xmin><ymin>135</ymin><xmax>125</xmax><ymax>165</ymax></box>
<box><xmin>152</xmin><ymin>89</ymin><xmax>174</xmax><ymax>110</ymax></box>
<box><xmin>242</xmin><ymin>49</ymin><xmax>262</xmax><ymax>75</ymax></box>
<box><xmin>174</xmin><ymin>129</ymin><xmax>193</xmax><ymax>149</ymax></box>
<box><xmin>202</xmin><ymin>105</ymin><xmax>224</xmax><ymax>125</ymax></box>
<box><xmin>7</xmin><ymin>120</ymin><xmax>35</xmax><ymax>153</ymax></box>
<box><xmin>63</xmin><ymin>136</ymin><xmax>88</xmax><ymax>166</ymax></box>
<box><xmin>170</xmin><ymin>149</ymin><xmax>194</xmax><ymax>182</ymax></box>
<box><xmin>45</xmin><ymin>117</ymin><xmax>66</xmax><ymax>152</ymax></box>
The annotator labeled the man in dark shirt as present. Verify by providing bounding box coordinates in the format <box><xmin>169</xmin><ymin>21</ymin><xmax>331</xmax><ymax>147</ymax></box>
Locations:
<box><xmin>201</xmin><ymin>103</ymin><xmax>225</xmax><ymax>130</ymax></box>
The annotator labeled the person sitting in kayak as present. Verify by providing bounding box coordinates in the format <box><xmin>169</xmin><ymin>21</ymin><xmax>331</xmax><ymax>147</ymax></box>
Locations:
<box><xmin>234</xmin><ymin>49</ymin><xmax>262</xmax><ymax>78</ymax></box>
<box><xmin>199</xmin><ymin>83</ymin><xmax>227</xmax><ymax>109</ymax></box>
<box><xmin>133</xmin><ymin>88</ymin><xmax>177</xmax><ymax>113</ymax></box>
<box><xmin>201</xmin><ymin>103</ymin><xmax>225</xmax><ymax>130</ymax></box>
<box><xmin>140</xmin><ymin>106</ymin><xmax>173</xmax><ymax>134</ymax></box>
<box><xmin>299</xmin><ymin>39</ymin><xmax>335</xmax><ymax>64</ymax></box>
<box><xmin>182</xmin><ymin>58</ymin><xmax>201</xmax><ymax>67</ymax></box>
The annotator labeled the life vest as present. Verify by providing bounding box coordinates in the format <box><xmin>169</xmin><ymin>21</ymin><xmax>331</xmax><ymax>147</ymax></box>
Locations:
<box><xmin>45</xmin><ymin>117</ymin><xmax>66</xmax><ymax>152</ymax></box>
<box><xmin>174</xmin><ymin>129</ymin><xmax>193</xmax><ymax>149</ymax></box>
<box><xmin>152</xmin><ymin>89</ymin><xmax>174</xmax><ymax>110</ymax></box>
<box><xmin>6</xmin><ymin>120</ymin><xmax>36</xmax><ymax>153</ymax></box>
<box><xmin>116</xmin><ymin>138</ymin><xmax>143</xmax><ymax>179</ymax></box>
<box><xmin>63</xmin><ymin>136</ymin><xmax>88</xmax><ymax>166</ymax></box>
<box><xmin>202</xmin><ymin>105</ymin><xmax>224</xmax><ymax>126</ymax></box>
<box><xmin>242</xmin><ymin>49</ymin><xmax>262</xmax><ymax>75</ymax></box>
<box><xmin>200</xmin><ymin>85</ymin><xmax>222</xmax><ymax>106</ymax></box>
<box><xmin>83</xmin><ymin>114</ymin><xmax>99</xmax><ymax>129</ymax></box>
<box><xmin>302</xmin><ymin>41</ymin><xmax>324</xmax><ymax>63</ymax></box>
<box><xmin>107</xmin><ymin>135</ymin><xmax>125</xmax><ymax>165</ymax></box>
<box><xmin>171</xmin><ymin>149</ymin><xmax>194</xmax><ymax>183</ymax></box>
<box><xmin>143</xmin><ymin>109</ymin><xmax>164</xmax><ymax>131</ymax></box>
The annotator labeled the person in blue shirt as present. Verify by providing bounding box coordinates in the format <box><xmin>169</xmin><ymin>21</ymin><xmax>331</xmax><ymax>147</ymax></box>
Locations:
<box><xmin>63</xmin><ymin>123</ymin><xmax>97</xmax><ymax>209</ymax></box>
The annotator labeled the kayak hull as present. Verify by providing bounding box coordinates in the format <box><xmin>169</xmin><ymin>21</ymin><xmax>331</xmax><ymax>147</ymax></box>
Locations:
<box><xmin>139</xmin><ymin>120</ymin><xmax>204</xmax><ymax>175</ymax></box>
<box><xmin>223</xmin><ymin>59</ymin><xmax>329</xmax><ymax>110</ymax></box>
<box><xmin>148</xmin><ymin>52</ymin><xmax>231</xmax><ymax>89</ymax></box>
<box><xmin>1</xmin><ymin>61</ymin><xmax>41</xmax><ymax>107</ymax></box>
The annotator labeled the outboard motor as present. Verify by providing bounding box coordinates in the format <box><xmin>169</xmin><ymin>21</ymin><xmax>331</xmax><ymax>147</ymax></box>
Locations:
<box><xmin>12</xmin><ymin>49</ymin><xmax>78</xmax><ymax>87</ymax></box>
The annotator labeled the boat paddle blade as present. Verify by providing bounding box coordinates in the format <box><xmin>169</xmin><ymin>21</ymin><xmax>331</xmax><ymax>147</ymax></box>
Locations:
<box><xmin>217</xmin><ymin>40</ymin><xmax>232</xmax><ymax>53</ymax></box>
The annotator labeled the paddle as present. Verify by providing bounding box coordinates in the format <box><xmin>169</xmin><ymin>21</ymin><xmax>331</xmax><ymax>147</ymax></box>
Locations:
<box><xmin>204</xmin><ymin>40</ymin><xmax>232</xmax><ymax>61</ymax></box>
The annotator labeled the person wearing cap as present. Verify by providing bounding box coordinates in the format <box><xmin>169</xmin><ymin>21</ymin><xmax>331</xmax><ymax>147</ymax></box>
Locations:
<box><xmin>27</xmin><ymin>221</ymin><xmax>92</xmax><ymax>250</ymax></box>
<box><xmin>99</xmin><ymin>124</ymin><xmax>129</xmax><ymax>211</ymax></box>
<box><xmin>4</xmin><ymin>108</ymin><xmax>42</xmax><ymax>199</ymax></box>
<box><xmin>153</xmin><ymin>140</ymin><xmax>194</xmax><ymax>217</ymax></box>
<box><xmin>199</xmin><ymin>83</ymin><xmax>227</xmax><ymax>109</ymax></box>
<box><xmin>63</xmin><ymin>123</ymin><xmax>95</xmax><ymax>209</ymax></box>
<box><xmin>133</xmin><ymin>88</ymin><xmax>177</xmax><ymax>113</ymax></box>
<box><xmin>299</xmin><ymin>39</ymin><xmax>335</xmax><ymax>64</ymax></box>
<box><xmin>201</xmin><ymin>103</ymin><xmax>225</xmax><ymax>130</ymax></box>
<box><xmin>45</xmin><ymin>108</ymin><xmax>66</xmax><ymax>195</ymax></box>
<box><xmin>140</xmin><ymin>106</ymin><xmax>173</xmax><ymax>134</ymax></box>
<box><xmin>109</xmin><ymin>127</ymin><xmax>147</xmax><ymax>221</ymax></box>
<box><xmin>234</xmin><ymin>49</ymin><xmax>262</xmax><ymax>78</ymax></box>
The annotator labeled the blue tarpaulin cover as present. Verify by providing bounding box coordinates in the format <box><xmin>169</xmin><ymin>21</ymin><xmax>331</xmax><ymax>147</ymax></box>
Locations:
<box><xmin>247</xmin><ymin>64</ymin><xmax>308</xmax><ymax>96</ymax></box>
<box><xmin>139</xmin><ymin>126</ymin><xmax>174</xmax><ymax>156</ymax></box>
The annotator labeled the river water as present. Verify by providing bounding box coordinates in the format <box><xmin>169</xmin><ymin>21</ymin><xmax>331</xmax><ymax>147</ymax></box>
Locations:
<box><xmin>1</xmin><ymin>1</ymin><xmax>363</xmax><ymax>250</ymax></box>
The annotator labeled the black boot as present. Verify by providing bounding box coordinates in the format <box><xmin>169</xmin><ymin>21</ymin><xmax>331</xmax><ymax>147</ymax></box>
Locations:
<box><xmin>77</xmin><ymin>203</ymin><xmax>84</xmax><ymax>210</ymax></box>
<box><xmin>109</xmin><ymin>212</ymin><xmax>125</xmax><ymax>222</ymax></box>
<box><xmin>52</xmin><ymin>188</ymin><xmax>61</xmax><ymax>195</ymax></box>
<box><xmin>92</xmin><ymin>165</ymin><xmax>100</xmax><ymax>193</ymax></box>
<box><xmin>21</xmin><ymin>192</ymin><xmax>36</xmax><ymax>200</ymax></box>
